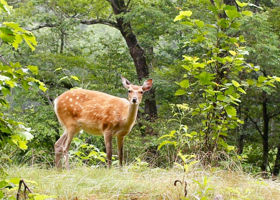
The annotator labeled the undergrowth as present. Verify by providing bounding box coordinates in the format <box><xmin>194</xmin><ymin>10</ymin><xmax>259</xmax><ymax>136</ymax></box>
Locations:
<box><xmin>1</xmin><ymin>164</ymin><xmax>280</xmax><ymax>200</ymax></box>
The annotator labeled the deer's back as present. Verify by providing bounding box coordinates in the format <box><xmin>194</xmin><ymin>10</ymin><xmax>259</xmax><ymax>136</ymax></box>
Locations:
<box><xmin>55</xmin><ymin>89</ymin><xmax>129</xmax><ymax>135</ymax></box>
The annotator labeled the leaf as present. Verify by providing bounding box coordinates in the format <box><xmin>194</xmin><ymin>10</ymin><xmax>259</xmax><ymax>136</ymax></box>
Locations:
<box><xmin>175</xmin><ymin>89</ymin><xmax>186</xmax><ymax>96</ymax></box>
<box><xmin>39</xmin><ymin>84</ymin><xmax>47</xmax><ymax>92</ymax></box>
<box><xmin>237</xmin><ymin>87</ymin><xmax>246</xmax><ymax>94</ymax></box>
<box><xmin>0</xmin><ymin>180</ymin><xmax>9</xmax><ymax>188</ymax></box>
<box><xmin>225</xmin><ymin>106</ymin><xmax>237</xmax><ymax>118</ymax></box>
<box><xmin>242</xmin><ymin>10</ymin><xmax>253</xmax><ymax>17</ymax></box>
<box><xmin>236</xmin><ymin>0</ymin><xmax>248</xmax><ymax>7</ymax></box>
<box><xmin>18</xmin><ymin>140</ymin><xmax>28</xmax><ymax>150</ymax></box>
<box><xmin>232</xmin><ymin>80</ymin><xmax>240</xmax><ymax>87</ymax></box>
<box><xmin>195</xmin><ymin>71</ymin><xmax>215</xmax><ymax>85</ymax></box>
<box><xmin>0</xmin><ymin>27</ymin><xmax>15</xmax><ymax>43</ymax></box>
<box><xmin>179</xmin><ymin>80</ymin><xmax>189</xmax><ymax>88</ymax></box>
<box><xmin>27</xmin><ymin>65</ymin><xmax>38</xmax><ymax>75</ymax></box>
<box><xmin>23</xmin><ymin>33</ymin><xmax>37</xmax><ymax>51</ymax></box>
<box><xmin>225</xmin><ymin>7</ymin><xmax>241</xmax><ymax>19</ymax></box>
<box><xmin>258</xmin><ymin>76</ymin><xmax>266</xmax><ymax>83</ymax></box>
<box><xmin>194</xmin><ymin>20</ymin><xmax>204</xmax><ymax>27</ymax></box>
<box><xmin>158</xmin><ymin>140</ymin><xmax>177</xmax><ymax>150</ymax></box>
<box><xmin>174</xmin><ymin>10</ymin><xmax>192</xmax><ymax>22</ymax></box>
<box><xmin>54</xmin><ymin>67</ymin><xmax>62</xmax><ymax>72</ymax></box>
<box><xmin>229</xmin><ymin>50</ymin><xmax>237</xmax><ymax>56</ymax></box>
<box><xmin>70</xmin><ymin>75</ymin><xmax>80</xmax><ymax>81</ymax></box>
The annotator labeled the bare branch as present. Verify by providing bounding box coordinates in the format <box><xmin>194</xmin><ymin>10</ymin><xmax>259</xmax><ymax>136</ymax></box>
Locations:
<box><xmin>29</xmin><ymin>23</ymin><xmax>57</xmax><ymax>31</ymax></box>
<box><xmin>80</xmin><ymin>18</ymin><xmax>119</xmax><ymax>29</ymax></box>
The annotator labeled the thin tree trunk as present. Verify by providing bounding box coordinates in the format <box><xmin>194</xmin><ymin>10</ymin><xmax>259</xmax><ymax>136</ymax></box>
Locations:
<box><xmin>110</xmin><ymin>0</ymin><xmax>157</xmax><ymax>120</ymax></box>
<box><xmin>261</xmin><ymin>96</ymin><xmax>269</xmax><ymax>173</ymax></box>
<box><xmin>60</xmin><ymin>30</ymin><xmax>65</xmax><ymax>54</ymax></box>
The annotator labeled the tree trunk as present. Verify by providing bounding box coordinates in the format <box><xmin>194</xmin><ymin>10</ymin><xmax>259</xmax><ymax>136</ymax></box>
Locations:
<box><xmin>261</xmin><ymin>96</ymin><xmax>269</xmax><ymax>173</ymax></box>
<box><xmin>110</xmin><ymin>0</ymin><xmax>157</xmax><ymax>120</ymax></box>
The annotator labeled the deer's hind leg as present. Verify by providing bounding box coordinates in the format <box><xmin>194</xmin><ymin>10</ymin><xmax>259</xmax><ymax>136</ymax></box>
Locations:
<box><xmin>54</xmin><ymin>132</ymin><xmax>67</xmax><ymax>168</ymax></box>
<box><xmin>55</xmin><ymin>125</ymin><xmax>79</xmax><ymax>169</ymax></box>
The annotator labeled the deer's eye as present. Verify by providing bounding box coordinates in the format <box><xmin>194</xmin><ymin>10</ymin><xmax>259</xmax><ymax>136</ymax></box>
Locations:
<box><xmin>128</xmin><ymin>90</ymin><xmax>132</xmax><ymax>93</ymax></box>
<box><xmin>139</xmin><ymin>91</ymin><xmax>143</xmax><ymax>94</ymax></box>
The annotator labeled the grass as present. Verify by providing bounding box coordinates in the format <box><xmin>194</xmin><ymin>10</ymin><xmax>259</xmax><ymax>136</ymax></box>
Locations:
<box><xmin>3</xmin><ymin>164</ymin><xmax>280</xmax><ymax>200</ymax></box>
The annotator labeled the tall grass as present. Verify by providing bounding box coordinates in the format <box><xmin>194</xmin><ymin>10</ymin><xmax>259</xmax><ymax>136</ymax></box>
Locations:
<box><xmin>3</xmin><ymin>165</ymin><xmax>280</xmax><ymax>200</ymax></box>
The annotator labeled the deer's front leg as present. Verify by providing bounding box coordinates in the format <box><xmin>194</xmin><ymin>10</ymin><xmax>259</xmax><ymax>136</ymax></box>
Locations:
<box><xmin>104</xmin><ymin>133</ymin><xmax>113</xmax><ymax>168</ymax></box>
<box><xmin>117</xmin><ymin>136</ymin><xmax>124</xmax><ymax>167</ymax></box>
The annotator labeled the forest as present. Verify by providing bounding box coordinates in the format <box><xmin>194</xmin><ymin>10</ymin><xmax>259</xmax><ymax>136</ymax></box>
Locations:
<box><xmin>1</xmin><ymin>0</ymin><xmax>280</xmax><ymax>199</ymax></box>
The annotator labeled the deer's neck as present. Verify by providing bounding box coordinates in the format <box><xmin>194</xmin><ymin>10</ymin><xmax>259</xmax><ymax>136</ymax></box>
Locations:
<box><xmin>125</xmin><ymin>103</ymin><xmax>139</xmax><ymax>128</ymax></box>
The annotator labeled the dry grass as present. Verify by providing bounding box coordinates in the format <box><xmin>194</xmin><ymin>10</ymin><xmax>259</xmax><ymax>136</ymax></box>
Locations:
<box><xmin>3</xmin><ymin>165</ymin><xmax>280</xmax><ymax>200</ymax></box>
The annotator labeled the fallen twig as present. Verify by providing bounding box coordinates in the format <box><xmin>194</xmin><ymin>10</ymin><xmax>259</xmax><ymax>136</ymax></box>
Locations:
<box><xmin>16</xmin><ymin>179</ymin><xmax>32</xmax><ymax>200</ymax></box>
<box><xmin>174</xmin><ymin>179</ymin><xmax>187</xmax><ymax>197</ymax></box>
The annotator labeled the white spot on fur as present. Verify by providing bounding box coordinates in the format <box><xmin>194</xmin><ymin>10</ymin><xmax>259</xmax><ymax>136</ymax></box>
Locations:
<box><xmin>76</xmin><ymin>96</ymin><xmax>80</xmax><ymax>100</ymax></box>
<box><xmin>69</xmin><ymin>98</ymin><xmax>73</xmax><ymax>102</ymax></box>
<box><xmin>66</xmin><ymin>96</ymin><xmax>69</xmax><ymax>99</ymax></box>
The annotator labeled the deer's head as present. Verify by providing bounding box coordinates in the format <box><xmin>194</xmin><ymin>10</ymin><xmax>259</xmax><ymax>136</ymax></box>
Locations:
<box><xmin>121</xmin><ymin>76</ymin><xmax>153</xmax><ymax>105</ymax></box>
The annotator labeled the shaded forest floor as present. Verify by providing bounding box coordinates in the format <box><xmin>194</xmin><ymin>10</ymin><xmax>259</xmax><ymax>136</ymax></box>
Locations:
<box><xmin>3</xmin><ymin>165</ymin><xmax>280</xmax><ymax>200</ymax></box>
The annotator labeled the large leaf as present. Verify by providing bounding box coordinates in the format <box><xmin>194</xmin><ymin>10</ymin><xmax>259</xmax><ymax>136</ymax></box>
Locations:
<box><xmin>175</xmin><ymin>89</ymin><xmax>187</xmax><ymax>96</ymax></box>
<box><xmin>225</xmin><ymin>106</ymin><xmax>237</xmax><ymax>118</ymax></box>
<box><xmin>225</xmin><ymin>6</ymin><xmax>241</xmax><ymax>19</ymax></box>
<box><xmin>195</xmin><ymin>71</ymin><xmax>215</xmax><ymax>85</ymax></box>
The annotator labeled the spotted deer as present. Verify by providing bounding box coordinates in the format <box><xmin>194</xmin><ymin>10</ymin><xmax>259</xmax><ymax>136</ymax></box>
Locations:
<box><xmin>54</xmin><ymin>76</ymin><xmax>153</xmax><ymax>168</ymax></box>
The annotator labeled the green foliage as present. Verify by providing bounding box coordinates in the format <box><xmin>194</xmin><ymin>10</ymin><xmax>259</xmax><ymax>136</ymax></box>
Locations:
<box><xmin>69</xmin><ymin>137</ymin><xmax>107</xmax><ymax>166</ymax></box>
<box><xmin>172</xmin><ymin>2</ymin><xmax>254</xmax><ymax>158</ymax></box>
<box><xmin>0</xmin><ymin>0</ymin><xmax>46</xmax><ymax>162</ymax></box>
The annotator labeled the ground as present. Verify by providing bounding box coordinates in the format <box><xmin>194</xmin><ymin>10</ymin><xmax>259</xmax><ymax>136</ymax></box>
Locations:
<box><xmin>2</xmin><ymin>165</ymin><xmax>280</xmax><ymax>199</ymax></box>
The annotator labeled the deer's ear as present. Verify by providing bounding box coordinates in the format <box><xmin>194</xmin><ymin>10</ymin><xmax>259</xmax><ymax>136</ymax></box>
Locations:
<box><xmin>142</xmin><ymin>79</ymin><xmax>153</xmax><ymax>92</ymax></box>
<box><xmin>121</xmin><ymin>76</ymin><xmax>131</xmax><ymax>89</ymax></box>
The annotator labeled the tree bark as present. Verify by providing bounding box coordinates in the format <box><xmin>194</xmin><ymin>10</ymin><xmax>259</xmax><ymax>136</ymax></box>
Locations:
<box><xmin>261</xmin><ymin>95</ymin><xmax>269</xmax><ymax>173</ymax></box>
<box><xmin>110</xmin><ymin>0</ymin><xmax>157</xmax><ymax>120</ymax></box>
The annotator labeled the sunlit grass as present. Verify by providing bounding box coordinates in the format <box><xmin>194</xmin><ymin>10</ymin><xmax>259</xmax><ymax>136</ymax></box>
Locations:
<box><xmin>3</xmin><ymin>165</ymin><xmax>280</xmax><ymax>199</ymax></box>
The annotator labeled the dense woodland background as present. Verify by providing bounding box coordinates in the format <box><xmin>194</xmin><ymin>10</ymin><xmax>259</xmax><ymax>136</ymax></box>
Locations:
<box><xmin>1</xmin><ymin>0</ymin><xmax>280</xmax><ymax>196</ymax></box>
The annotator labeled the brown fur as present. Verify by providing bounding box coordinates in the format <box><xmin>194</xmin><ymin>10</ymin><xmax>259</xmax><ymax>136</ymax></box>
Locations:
<box><xmin>54</xmin><ymin>77</ymin><xmax>153</xmax><ymax>168</ymax></box>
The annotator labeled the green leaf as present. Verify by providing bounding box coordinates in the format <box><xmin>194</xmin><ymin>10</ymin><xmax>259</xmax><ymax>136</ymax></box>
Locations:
<box><xmin>229</xmin><ymin>50</ymin><xmax>237</xmax><ymax>56</ymax></box>
<box><xmin>225</xmin><ymin>106</ymin><xmax>237</xmax><ymax>118</ymax></box>
<box><xmin>0</xmin><ymin>180</ymin><xmax>9</xmax><ymax>188</ymax></box>
<box><xmin>236</xmin><ymin>0</ymin><xmax>248</xmax><ymax>7</ymax></box>
<box><xmin>18</xmin><ymin>140</ymin><xmax>28</xmax><ymax>150</ymax></box>
<box><xmin>71</xmin><ymin>75</ymin><xmax>80</xmax><ymax>81</ymax></box>
<box><xmin>39</xmin><ymin>84</ymin><xmax>47</xmax><ymax>92</ymax></box>
<box><xmin>225</xmin><ymin>7</ymin><xmax>240</xmax><ymax>19</ymax></box>
<box><xmin>0</xmin><ymin>27</ymin><xmax>15</xmax><ymax>43</ymax></box>
<box><xmin>158</xmin><ymin>140</ymin><xmax>177</xmax><ymax>150</ymax></box>
<box><xmin>237</xmin><ymin>87</ymin><xmax>246</xmax><ymax>94</ymax></box>
<box><xmin>174</xmin><ymin>10</ymin><xmax>192</xmax><ymax>22</ymax></box>
<box><xmin>195</xmin><ymin>71</ymin><xmax>215</xmax><ymax>85</ymax></box>
<box><xmin>232</xmin><ymin>80</ymin><xmax>240</xmax><ymax>87</ymax></box>
<box><xmin>258</xmin><ymin>76</ymin><xmax>266</xmax><ymax>83</ymax></box>
<box><xmin>175</xmin><ymin>89</ymin><xmax>186</xmax><ymax>96</ymax></box>
<box><xmin>242</xmin><ymin>10</ymin><xmax>253</xmax><ymax>17</ymax></box>
<box><xmin>27</xmin><ymin>65</ymin><xmax>38</xmax><ymax>75</ymax></box>
<box><xmin>179</xmin><ymin>80</ymin><xmax>189</xmax><ymax>88</ymax></box>
<box><xmin>23</xmin><ymin>33</ymin><xmax>37</xmax><ymax>51</ymax></box>
<box><xmin>194</xmin><ymin>20</ymin><xmax>204</xmax><ymax>27</ymax></box>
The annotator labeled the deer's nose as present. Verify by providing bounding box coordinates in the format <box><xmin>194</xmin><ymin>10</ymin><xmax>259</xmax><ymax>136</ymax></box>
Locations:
<box><xmin>132</xmin><ymin>97</ymin><xmax>137</xmax><ymax>103</ymax></box>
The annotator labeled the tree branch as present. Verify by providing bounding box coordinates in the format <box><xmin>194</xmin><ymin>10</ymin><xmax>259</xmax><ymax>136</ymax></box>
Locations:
<box><xmin>29</xmin><ymin>23</ymin><xmax>57</xmax><ymax>31</ymax></box>
<box><xmin>269</xmin><ymin>110</ymin><xmax>280</xmax><ymax>119</ymax></box>
<box><xmin>247</xmin><ymin>114</ymin><xmax>263</xmax><ymax>138</ymax></box>
<box><xmin>80</xmin><ymin>18</ymin><xmax>119</xmax><ymax>29</ymax></box>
